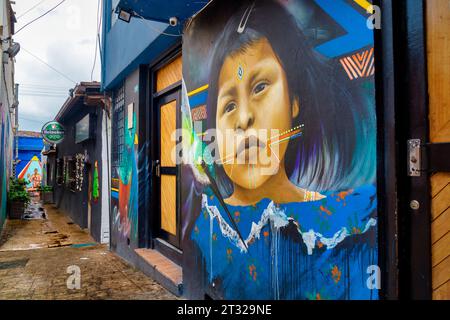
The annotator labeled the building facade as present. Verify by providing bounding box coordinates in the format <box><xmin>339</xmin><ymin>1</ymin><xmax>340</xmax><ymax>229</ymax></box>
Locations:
<box><xmin>0</xmin><ymin>0</ymin><xmax>17</xmax><ymax>230</ymax></box>
<box><xmin>47</xmin><ymin>82</ymin><xmax>110</xmax><ymax>244</ymax></box>
<box><xmin>102</xmin><ymin>0</ymin><xmax>450</xmax><ymax>300</ymax></box>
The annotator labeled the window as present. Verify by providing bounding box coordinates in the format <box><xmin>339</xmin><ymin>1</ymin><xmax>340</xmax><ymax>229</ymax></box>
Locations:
<box><xmin>75</xmin><ymin>114</ymin><xmax>91</xmax><ymax>143</ymax></box>
<box><xmin>56</xmin><ymin>159</ymin><xmax>64</xmax><ymax>185</ymax></box>
<box><xmin>47</xmin><ymin>162</ymin><xmax>54</xmax><ymax>186</ymax></box>
<box><xmin>112</xmin><ymin>84</ymin><xmax>125</xmax><ymax>171</ymax></box>
<box><xmin>64</xmin><ymin>157</ymin><xmax>76</xmax><ymax>191</ymax></box>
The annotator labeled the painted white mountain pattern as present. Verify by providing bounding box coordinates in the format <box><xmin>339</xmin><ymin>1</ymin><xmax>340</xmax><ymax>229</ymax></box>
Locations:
<box><xmin>191</xmin><ymin>185</ymin><xmax>378</xmax><ymax>300</ymax></box>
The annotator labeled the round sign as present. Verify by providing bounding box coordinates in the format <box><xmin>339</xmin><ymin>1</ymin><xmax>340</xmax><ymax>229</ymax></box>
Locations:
<box><xmin>41</xmin><ymin>121</ymin><xmax>65</xmax><ymax>144</ymax></box>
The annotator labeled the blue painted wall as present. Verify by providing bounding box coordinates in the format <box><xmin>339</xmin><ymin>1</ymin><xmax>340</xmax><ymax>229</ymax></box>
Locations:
<box><xmin>1</xmin><ymin>102</ymin><xmax>13</xmax><ymax>230</ymax></box>
<box><xmin>101</xmin><ymin>0</ymin><xmax>180</xmax><ymax>90</ymax></box>
<box><xmin>16</xmin><ymin>136</ymin><xmax>44</xmax><ymax>178</ymax></box>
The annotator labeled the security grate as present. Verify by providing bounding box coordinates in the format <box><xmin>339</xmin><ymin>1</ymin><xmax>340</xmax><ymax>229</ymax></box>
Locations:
<box><xmin>112</xmin><ymin>84</ymin><xmax>125</xmax><ymax>170</ymax></box>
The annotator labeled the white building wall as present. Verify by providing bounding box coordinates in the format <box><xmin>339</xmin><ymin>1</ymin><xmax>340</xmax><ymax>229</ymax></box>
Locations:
<box><xmin>1</xmin><ymin>0</ymin><xmax>17</xmax><ymax>127</ymax></box>
<box><xmin>100</xmin><ymin>108</ymin><xmax>111</xmax><ymax>244</ymax></box>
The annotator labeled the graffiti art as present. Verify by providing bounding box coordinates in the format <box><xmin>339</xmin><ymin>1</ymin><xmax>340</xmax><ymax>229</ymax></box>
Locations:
<box><xmin>182</xmin><ymin>0</ymin><xmax>378</xmax><ymax>300</ymax></box>
<box><xmin>18</xmin><ymin>155</ymin><xmax>42</xmax><ymax>191</ymax></box>
<box><xmin>111</xmin><ymin>109</ymin><xmax>139</xmax><ymax>242</ymax></box>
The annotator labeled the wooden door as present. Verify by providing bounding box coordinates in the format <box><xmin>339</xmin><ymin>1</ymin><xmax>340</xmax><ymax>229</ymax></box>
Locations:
<box><xmin>426</xmin><ymin>0</ymin><xmax>450</xmax><ymax>300</ymax></box>
<box><xmin>157</xmin><ymin>94</ymin><xmax>180</xmax><ymax>247</ymax></box>
<box><xmin>153</xmin><ymin>54</ymin><xmax>182</xmax><ymax>249</ymax></box>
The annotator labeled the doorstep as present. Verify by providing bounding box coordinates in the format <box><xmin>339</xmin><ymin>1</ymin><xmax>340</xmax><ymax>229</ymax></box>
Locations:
<box><xmin>134</xmin><ymin>248</ymin><xmax>183</xmax><ymax>297</ymax></box>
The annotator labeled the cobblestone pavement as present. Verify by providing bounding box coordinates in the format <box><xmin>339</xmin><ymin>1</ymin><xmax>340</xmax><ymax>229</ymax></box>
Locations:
<box><xmin>0</xmin><ymin>204</ymin><xmax>176</xmax><ymax>300</ymax></box>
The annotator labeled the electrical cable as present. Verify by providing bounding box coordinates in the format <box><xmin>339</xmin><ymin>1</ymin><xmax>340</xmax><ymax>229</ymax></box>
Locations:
<box><xmin>14</xmin><ymin>0</ymin><xmax>68</xmax><ymax>36</ymax></box>
<box><xmin>17</xmin><ymin>0</ymin><xmax>50</xmax><ymax>19</ymax></box>
<box><xmin>21</xmin><ymin>93</ymin><xmax>67</xmax><ymax>97</ymax></box>
<box><xmin>21</xmin><ymin>85</ymin><xmax>69</xmax><ymax>90</ymax></box>
<box><xmin>18</xmin><ymin>116</ymin><xmax>49</xmax><ymax>124</ymax></box>
<box><xmin>132</xmin><ymin>11</ymin><xmax>182</xmax><ymax>37</ymax></box>
<box><xmin>21</xmin><ymin>46</ymin><xmax>77</xmax><ymax>84</ymax></box>
<box><xmin>21</xmin><ymin>94</ymin><xmax>67</xmax><ymax>98</ymax></box>
<box><xmin>21</xmin><ymin>88</ymin><xmax>68</xmax><ymax>92</ymax></box>
<box><xmin>20</xmin><ymin>83</ymin><xmax>69</xmax><ymax>89</ymax></box>
<box><xmin>21</xmin><ymin>91</ymin><xmax>68</xmax><ymax>96</ymax></box>
<box><xmin>21</xmin><ymin>86</ymin><xmax>68</xmax><ymax>91</ymax></box>
<box><xmin>91</xmin><ymin>0</ymin><xmax>101</xmax><ymax>81</ymax></box>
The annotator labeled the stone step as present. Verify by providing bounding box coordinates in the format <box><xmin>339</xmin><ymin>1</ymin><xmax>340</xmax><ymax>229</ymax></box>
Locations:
<box><xmin>134</xmin><ymin>248</ymin><xmax>183</xmax><ymax>297</ymax></box>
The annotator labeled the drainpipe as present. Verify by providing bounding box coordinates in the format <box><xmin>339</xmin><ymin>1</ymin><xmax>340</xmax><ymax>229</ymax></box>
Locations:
<box><xmin>14</xmin><ymin>83</ymin><xmax>19</xmax><ymax>159</ymax></box>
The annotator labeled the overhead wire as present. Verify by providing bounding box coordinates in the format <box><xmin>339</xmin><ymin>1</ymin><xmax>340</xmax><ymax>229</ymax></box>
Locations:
<box><xmin>14</xmin><ymin>0</ymin><xmax>68</xmax><ymax>36</ymax></box>
<box><xmin>21</xmin><ymin>86</ymin><xmax>68</xmax><ymax>91</ymax></box>
<box><xmin>21</xmin><ymin>46</ymin><xmax>77</xmax><ymax>84</ymax></box>
<box><xmin>19</xmin><ymin>115</ymin><xmax>50</xmax><ymax>124</ymax></box>
<box><xmin>91</xmin><ymin>0</ymin><xmax>102</xmax><ymax>81</ymax></box>
<box><xmin>17</xmin><ymin>0</ymin><xmax>50</xmax><ymax>19</ymax></box>
<box><xmin>20</xmin><ymin>83</ymin><xmax>69</xmax><ymax>89</ymax></box>
<box><xmin>20</xmin><ymin>94</ymin><xmax>67</xmax><ymax>98</ymax></box>
<box><xmin>132</xmin><ymin>11</ymin><xmax>182</xmax><ymax>37</ymax></box>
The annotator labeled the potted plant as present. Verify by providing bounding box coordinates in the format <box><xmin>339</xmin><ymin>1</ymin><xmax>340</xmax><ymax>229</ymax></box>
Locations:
<box><xmin>8</xmin><ymin>178</ymin><xmax>31</xmax><ymax>219</ymax></box>
<box><xmin>38</xmin><ymin>185</ymin><xmax>54</xmax><ymax>204</ymax></box>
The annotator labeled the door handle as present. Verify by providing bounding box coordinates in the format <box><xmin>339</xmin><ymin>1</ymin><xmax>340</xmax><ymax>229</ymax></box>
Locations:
<box><xmin>155</xmin><ymin>160</ymin><xmax>160</xmax><ymax>177</ymax></box>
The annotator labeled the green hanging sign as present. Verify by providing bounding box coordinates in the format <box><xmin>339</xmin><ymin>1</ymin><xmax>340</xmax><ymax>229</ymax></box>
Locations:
<box><xmin>41</xmin><ymin>121</ymin><xmax>65</xmax><ymax>144</ymax></box>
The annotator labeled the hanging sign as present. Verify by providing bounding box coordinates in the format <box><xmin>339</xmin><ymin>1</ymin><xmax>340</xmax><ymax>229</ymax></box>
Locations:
<box><xmin>41</xmin><ymin>121</ymin><xmax>65</xmax><ymax>144</ymax></box>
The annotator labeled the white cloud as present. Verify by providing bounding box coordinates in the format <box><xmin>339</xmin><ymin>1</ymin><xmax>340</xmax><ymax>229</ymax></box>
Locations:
<box><xmin>13</xmin><ymin>0</ymin><xmax>101</xmax><ymax>131</ymax></box>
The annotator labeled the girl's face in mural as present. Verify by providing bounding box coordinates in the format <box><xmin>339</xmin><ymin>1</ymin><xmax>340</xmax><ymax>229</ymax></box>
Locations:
<box><xmin>216</xmin><ymin>37</ymin><xmax>300</xmax><ymax>203</ymax></box>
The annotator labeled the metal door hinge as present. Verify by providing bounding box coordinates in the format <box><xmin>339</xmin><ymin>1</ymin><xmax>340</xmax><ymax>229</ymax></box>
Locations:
<box><xmin>408</xmin><ymin>139</ymin><xmax>450</xmax><ymax>176</ymax></box>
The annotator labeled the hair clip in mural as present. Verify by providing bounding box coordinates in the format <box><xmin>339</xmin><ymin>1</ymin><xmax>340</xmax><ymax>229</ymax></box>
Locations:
<box><xmin>237</xmin><ymin>2</ymin><xmax>255</xmax><ymax>34</ymax></box>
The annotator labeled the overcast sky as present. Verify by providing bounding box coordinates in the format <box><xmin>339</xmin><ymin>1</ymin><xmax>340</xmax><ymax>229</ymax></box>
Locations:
<box><xmin>13</xmin><ymin>0</ymin><xmax>101</xmax><ymax>132</ymax></box>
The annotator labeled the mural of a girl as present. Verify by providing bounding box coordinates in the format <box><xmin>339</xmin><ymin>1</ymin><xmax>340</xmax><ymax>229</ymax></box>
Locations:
<box><xmin>185</xmin><ymin>0</ymin><xmax>378</xmax><ymax>300</ymax></box>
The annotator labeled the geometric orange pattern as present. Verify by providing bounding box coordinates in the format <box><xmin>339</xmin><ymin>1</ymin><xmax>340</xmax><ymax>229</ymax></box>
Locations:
<box><xmin>340</xmin><ymin>48</ymin><xmax>375</xmax><ymax>80</ymax></box>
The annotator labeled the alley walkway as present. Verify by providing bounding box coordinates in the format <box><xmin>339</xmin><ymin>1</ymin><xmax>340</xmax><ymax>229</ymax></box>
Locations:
<box><xmin>0</xmin><ymin>202</ymin><xmax>176</xmax><ymax>300</ymax></box>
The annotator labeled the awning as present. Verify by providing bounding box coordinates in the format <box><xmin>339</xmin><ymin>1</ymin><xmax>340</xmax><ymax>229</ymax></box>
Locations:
<box><xmin>116</xmin><ymin>0</ymin><xmax>210</xmax><ymax>24</ymax></box>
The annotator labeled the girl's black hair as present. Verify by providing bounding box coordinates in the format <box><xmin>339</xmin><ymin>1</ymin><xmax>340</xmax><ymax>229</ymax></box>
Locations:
<box><xmin>206</xmin><ymin>0</ymin><xmax>376</xmax><ymax>196</ymax></box>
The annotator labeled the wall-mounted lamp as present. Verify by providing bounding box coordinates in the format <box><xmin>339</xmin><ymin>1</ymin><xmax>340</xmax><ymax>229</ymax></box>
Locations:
<box><xmin>118</xmin><ymin>8</ymin><xmax>132</xmax><ymax>23</ymax></box>
<box><xmin>4</xmin><ymin>42</ymin><xmax>20</xmax><ymax>58</ymax></box>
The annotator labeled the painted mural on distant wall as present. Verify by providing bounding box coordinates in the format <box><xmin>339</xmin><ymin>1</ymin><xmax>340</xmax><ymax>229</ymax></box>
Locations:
<box><xmin>18</xmin><ymin>156</ymin><xmax>42</xmax><ymax>191</ymax></box>
<box><xmin>111</xmin><ymin>107</ymin><xmax>139</xmax><ymax>243</ymax></box>
<box><xmin>181</xmin><ymin>0</ymin><xmax>378</xmax><ymax>299</ymax></box>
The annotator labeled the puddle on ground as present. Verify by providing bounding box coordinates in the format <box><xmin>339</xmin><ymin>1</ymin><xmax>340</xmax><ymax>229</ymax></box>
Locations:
<box><xmin>22</xmin><ymin>200</ymin><xmax>47</xmax><ymax>220</ymax></box>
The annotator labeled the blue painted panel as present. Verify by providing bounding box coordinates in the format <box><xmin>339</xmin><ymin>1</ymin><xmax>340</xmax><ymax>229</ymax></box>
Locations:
<box><xmin>18</xmin><ymin>137</ymin><xmax>44</xmax><ymax>151</ymax></box>
<box><xmin>16</xmin><ymin>137</ymin><xmax>44</xmax><ymax>178</ymax></box>
<box><xmin>189</xmin><ymin>91</ymin><xmax>208</xmax><ymax>108</ymax></box>
<box><xmin>313</xmin><ymin>0</ymin><xmax>373</xmax><ymax>58</ymax></box>
<box><xmin>118</xmin><ymin>0</ymin><xmax>208</xmax><ymax>24</ymax></box>
<box><xmin>102</xmin><ymin>0</ymin><xmax>181</xmax><ymax>90</ymax></box>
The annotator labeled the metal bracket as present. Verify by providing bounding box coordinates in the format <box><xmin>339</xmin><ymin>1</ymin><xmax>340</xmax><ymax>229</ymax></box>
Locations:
<box><xmin>408</xmin><ymin>139</ymin><xmax>421</xmax><ymax>177</ymax></box>
<box><xmin>426</xmin><ymin>142</ymin><xmax>450</xmax><ymax>173</ymax></box>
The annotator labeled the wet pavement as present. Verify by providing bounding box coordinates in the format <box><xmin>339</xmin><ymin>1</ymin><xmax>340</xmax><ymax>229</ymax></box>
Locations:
<box><xmin>0</xmin><ymin>201</ymin><xmax>176</xmax><ymax>300</ymax></box>
<box><xmin>22</xmin><ymin>198</ymin><xmax>47</xmax><ymax>220</ymax></box>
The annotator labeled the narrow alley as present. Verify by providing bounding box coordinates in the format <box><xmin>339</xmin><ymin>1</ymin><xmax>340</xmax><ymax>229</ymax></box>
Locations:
<box><xmin>0</xmin><ymin>199</ymin><xmax>176</xmax><ymax>300</ymax></box>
